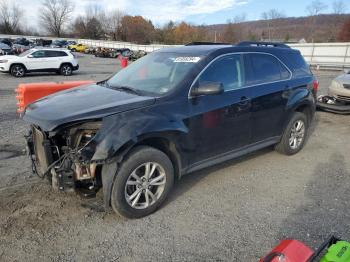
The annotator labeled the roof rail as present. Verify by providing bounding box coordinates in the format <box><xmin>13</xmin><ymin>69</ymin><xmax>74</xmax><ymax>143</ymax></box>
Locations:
<box><xmin>185</xmin><ymin>42</ymin><xmax>230</xmax><ymax>46</ymax></box>
<box><xmin>237</xmin><ymin>41</ymin><xmax>291</xmax><ymax>49</ymax></box>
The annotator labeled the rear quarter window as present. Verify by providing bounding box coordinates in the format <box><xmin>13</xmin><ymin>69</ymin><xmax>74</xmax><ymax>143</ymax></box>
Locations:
<box><xmin>280</xmin><ymin>51</ymin><xmax>311</xmax><ymax>78</ymax></box>
<box><xmin>245</xmin><ymin>53</ymin><xmax>291</xmax><ymax>85</ymax></box>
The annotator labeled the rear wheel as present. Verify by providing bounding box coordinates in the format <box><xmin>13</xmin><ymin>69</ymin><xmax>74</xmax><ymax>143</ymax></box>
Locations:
<box><xmin>275</xmin><ymin>112</ymin><xmax>308</xmax><ymax>155</ymax></box>
<box><xmin>111</xmin><ymin>146</ymin><xmax>174</xmax><ymax>218</ymax></box>
<box><xmin>10</xmin><ymin>64</ymin><xmax>25</xmax><ymax>77</ymax></box>
<box><xmin>60</xmin><ymin>64</ymin><xmax>73</xmax><ymax>76</ymax></box>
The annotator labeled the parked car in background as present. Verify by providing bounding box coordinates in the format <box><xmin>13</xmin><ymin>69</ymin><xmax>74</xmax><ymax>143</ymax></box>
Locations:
<box><xmin>0</xmin><ymin>38</ymin><xmax>13</xmax><ymax>47</ymax></box>
<box><xmin>66</xmin><ymin>40</ymin><xmax>77</xmax><ymax>46</ymax></box>
<box><xmin>34</xmin><ymin>38</ymin><xmax>53</xmax><ymax>47</ymax></box>
<box><xmin>0</xmin><ymin>43</ymin><xmax>12</xmax><ymax>55</ymax></box>
<box><xmin>12</xmin><ymin>44</ymin><xmax>32</xmax><ymax>55</ymax></box>
<box><xmin>0</xmin><ymin>48</ymin><xmax>79</xmax><ymax>77</ymax></box>
<box><xmin>328</xmin><ymin>71</ymin><xmax>350</xmax><ymax>103</ymax></box>
<box><xmin>14</xmin><ymin>38</ymin><xmax>30</xmax><ymax>46</ymax></box>
<box><xmin>68</xmin><ymin>43</ymin><xmax>87</xmax><ymax>52</ymax></box>
<box><xmin>23</xmin><ymin>41</ymin><xmax>317</xmax><ymax>218</ymax></box>
<box><xmin>51</xmin><ymin>40</ymin><xmax>68</xmax><ymax>48</ymax></box>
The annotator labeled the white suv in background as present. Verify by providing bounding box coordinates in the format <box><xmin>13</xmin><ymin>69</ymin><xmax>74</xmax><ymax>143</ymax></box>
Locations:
<box><xmin>0</xmin><ymin>48</ymin><xmax>79</xmax><ymax>77</ymax></box>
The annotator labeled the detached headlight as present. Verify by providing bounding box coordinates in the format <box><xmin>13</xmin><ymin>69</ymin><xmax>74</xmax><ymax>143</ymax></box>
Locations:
<box><xmin>0</xmin><ymin>60</ymin><xmax>8</xmax><ymax>63</ymax></box>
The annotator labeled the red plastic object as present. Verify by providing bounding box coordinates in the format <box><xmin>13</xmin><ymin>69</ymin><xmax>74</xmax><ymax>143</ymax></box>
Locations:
<box><xmin>121</xmin><ymin>57</ymin><xmax>128</xmax><ymax>68</ymax></box>
<box><xmin>260</xmin><ymin>240</ymin><xmax>314</xmax><ymax>262</ymax></box>
<box><xmin>15</xmin><ymin>81</ymin><xmax>94</xmax><ymax>113</ymax></box>
<box><xmin>313</xmin><ymin>80</ymin><xmax>319</xmax><ymax>93</ymax></box>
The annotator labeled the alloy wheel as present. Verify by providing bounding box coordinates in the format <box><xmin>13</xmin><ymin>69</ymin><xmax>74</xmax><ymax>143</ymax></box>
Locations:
<box><xmin>289</xmin><ymin>120</ymin><xmax>305</xmax><ymax>150</ymax></box>
<box><xmin>12</xmin><ymin>66</ymin><xmax>24</xmax><ymax>77</ymax></box>
<box><xmin>62</xmin><ymin>66</ymin><xmax>72</xmax><ymax>76</ymax></box>
<box><xmin>124</xmin><ymin>162</ymin><xmax>166</xmax><ymax>210</ymax></box>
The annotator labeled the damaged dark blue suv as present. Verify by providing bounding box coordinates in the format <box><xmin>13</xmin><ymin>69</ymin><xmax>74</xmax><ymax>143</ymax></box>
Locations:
<box><xmin>24</xmin><ymin>42</ymin><xmax>317</xmax><ymax>218</ymax></box>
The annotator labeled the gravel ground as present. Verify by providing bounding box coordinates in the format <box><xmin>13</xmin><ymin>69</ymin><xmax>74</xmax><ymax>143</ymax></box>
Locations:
<box><xmin>0</xmin><ymin>55</ymin><xmax>349</xmax><ymax>262</ymax></box>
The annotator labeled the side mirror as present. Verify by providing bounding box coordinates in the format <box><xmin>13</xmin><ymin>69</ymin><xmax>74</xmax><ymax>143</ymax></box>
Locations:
<box><xmin>27</xmin><ymin>55</ymin><xmax>33</xmax><ymax>58</ymax></box>
<box><xmin>191</xmin><ymin>81</ymin><xmax>224</xmax><ymax>97</ymax></box>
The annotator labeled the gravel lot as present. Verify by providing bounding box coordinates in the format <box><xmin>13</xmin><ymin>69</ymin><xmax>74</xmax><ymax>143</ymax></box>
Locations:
<box><xmin>0</xmin><ymin>54</ymin><xmax>349</xmax><ymax>262</ymax></box>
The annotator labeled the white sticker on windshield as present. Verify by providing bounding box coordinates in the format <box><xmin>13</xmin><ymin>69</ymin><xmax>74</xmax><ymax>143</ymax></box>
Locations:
<box><xmin>174</xmin><ymin>57</ymin><xmax>201</xmax><ymax>63</ymax></box>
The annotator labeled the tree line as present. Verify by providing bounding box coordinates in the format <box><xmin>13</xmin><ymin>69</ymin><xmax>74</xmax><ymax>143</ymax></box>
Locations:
<box><xmin>0</xmin><ymin>0</ymin><xmax>350</xmax><ymax>44</ymax></box>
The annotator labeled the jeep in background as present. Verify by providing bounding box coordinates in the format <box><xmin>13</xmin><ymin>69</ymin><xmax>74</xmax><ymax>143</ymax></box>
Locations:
<box><xmin>23</xmin><ymin>42</ymin><xmax>318</xmax><ymax>218</ymax></box>
<box><xmin>0</xmin><ymin>48</ymin><xmax>79</xmax><ymax>77</ymax></box>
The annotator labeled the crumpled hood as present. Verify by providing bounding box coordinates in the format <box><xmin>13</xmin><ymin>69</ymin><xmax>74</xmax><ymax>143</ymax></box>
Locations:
<box><xmin>23</xmin><ymin>84</ymin><xmax>156</xmax><ymax>131</ymax></box>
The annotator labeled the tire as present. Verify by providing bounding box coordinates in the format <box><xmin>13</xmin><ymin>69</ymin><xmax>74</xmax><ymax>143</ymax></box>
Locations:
<box><xmin>60</xmin><ymin>64</ymin><xmax>73</xmax><ymax>76</ymax></box>
<box><xmin>71</xmin><ymin>48</ymin><xmax>76</xmax><ymax>52</ymax></box>
<box><xmin>275</xmin><ymin>112</ymin><xmax>308</xmax><ymax>155</ymax></box>
<box><xmin>10</xmin><ymin>64</ymin><xmax>25</xmax><ymax>77</ymax></box>
<box><xmin>111</xmin><ymin>146</ymin><xmax>174</xmax><ymax>218</ymax></box>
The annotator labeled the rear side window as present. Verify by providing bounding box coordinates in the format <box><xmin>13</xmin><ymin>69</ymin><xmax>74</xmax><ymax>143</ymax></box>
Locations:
<box><xmin>198</xmin><ymin>54</ymin><xmax>245</xmax><ymax>91</ymax></box>
<box><xmin>245</xmin><ymin>53</ymin><xmax>291</xmax><ymax>85</ymax></box>
<box><xmin>46</xmin><ymin>51</ymin><xmax>68</xmax><ymax>57</ymax></box>
<box><xmin>283</xmin><ymin>52</ymin><xmax>311</xmax><ymax>77</ymax></box>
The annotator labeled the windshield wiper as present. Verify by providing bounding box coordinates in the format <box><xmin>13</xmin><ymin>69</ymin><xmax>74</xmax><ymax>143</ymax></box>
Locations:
<box><xmin>109</xmin><ymin>85</ymin><xmax>142</xmax><ymax>95</ymax></box>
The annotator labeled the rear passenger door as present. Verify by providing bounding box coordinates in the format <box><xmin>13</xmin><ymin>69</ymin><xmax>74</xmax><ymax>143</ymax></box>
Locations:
<box><xmin>45</xmin><ymin>50</ymin><xmax>68</xmax><ymax>69</ymax></box>
<box><xmin>245</xmin><ymin>53</ymin><xmax>292</xmax><ymax>143</ymax></box>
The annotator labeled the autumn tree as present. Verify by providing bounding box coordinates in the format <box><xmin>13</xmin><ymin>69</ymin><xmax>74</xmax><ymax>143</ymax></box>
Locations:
<box><xmin>121</xmin><ymin>16</ymin><xmax>155</xmax><ymax>44</ymax></box>
<box><xmin>40</xmin><ymin>0</ymin><xmax>74</xmax><ymax>37</ymax></box>
<box><xmin>337</xmin><ymin>18</ymin><xmax>350</xmax><ymax>41</ymax></box>
<box><xmin>0</xmin><ymin>0</ymin><xmax>24</xmax><ymax>34</ymax></box>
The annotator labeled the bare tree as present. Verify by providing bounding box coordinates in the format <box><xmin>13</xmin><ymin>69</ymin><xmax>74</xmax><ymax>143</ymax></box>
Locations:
<box><xmin>0</xmin><ymin>0</ymin><xmax>24</xmax><ymax>34</ymax></box>
<box><xmin>306</xmin><ymin>0</ymin><xmax>328</xmax><ymax>15</ymax></box>
<box><xmin>40</xmin><ymin>0</ymin><xmax>74</xmax><ymax>37</ymax></box>
<box><xmin>101</xmin><ymin>9</ymin><xmax>125</xmax><ymax>40</ymax></box>
<box><xmin>306</xmin><ymin>0</ymin><xmax>328</xmax><ymax>42</ymax></box>
<box><xmin>332</xmin><ymin>0</ymin><xmax>347</xmax><ymax>14</ymax></box>
<box><xmin>261</xmin><ymin>9</ymin><xmax>285</xmax><ymax>41</ymax></box>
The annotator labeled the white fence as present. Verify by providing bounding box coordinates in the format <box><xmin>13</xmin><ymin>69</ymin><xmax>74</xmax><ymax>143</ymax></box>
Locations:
<box><xmin>1</xmin><ymin>34</ymin><xmax>350</xmax><ymax>69</ymax></box>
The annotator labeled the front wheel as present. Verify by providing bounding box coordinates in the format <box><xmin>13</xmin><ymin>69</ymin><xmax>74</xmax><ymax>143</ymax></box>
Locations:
<box><xmin>10</xmin><ymin>64</ymin><xmax>25</xmax><ymax>77</ymax></box>
<box><xmin>275</xmin><ymin>112</ymin><xmax>308</xmax><ymax>155</ymax></box>
<box><xmin>111</xmin><ymin>146</ymin><xmax>174</xmax><ymax>218</ymax></box>
<box><xmin>60</xmin><ymin>64</ymin><xmax>73</xmax><ymax>76</ymax></box>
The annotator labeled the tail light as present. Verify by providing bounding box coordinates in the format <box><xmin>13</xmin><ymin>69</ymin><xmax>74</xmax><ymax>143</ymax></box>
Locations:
<box><xmin>313</xmin><ymin>80</ymin><xmax>319</xmax><ymax>93</ymax></box>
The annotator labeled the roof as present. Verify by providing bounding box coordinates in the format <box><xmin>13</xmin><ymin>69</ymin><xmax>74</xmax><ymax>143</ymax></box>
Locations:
<box><xmin>30</xmin><ymin>47</ymin><xmax>70</xmax><ymax>52</ymax></box>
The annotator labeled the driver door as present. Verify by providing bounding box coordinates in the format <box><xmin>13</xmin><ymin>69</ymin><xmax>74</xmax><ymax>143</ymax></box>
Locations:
<box><xmin>185</xmin><ymin>54</ymin><xmax>252</xmax><ymax>165</ymax></box>
<box><xmin>25</xmin><ymin>50</ymin><xmax>49</xmax><ymax>70</ymax></box>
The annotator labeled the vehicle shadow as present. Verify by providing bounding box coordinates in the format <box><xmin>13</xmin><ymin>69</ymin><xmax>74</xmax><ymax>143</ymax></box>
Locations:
<box><xmin>275</xmin><ymin>153</ymin><xmax>350</xmax><ymax>250</ymax></box>
<box><xmin>165</xmin><ymin>146</ymin><xmax>273</xmax><ymax>206</ymax></box>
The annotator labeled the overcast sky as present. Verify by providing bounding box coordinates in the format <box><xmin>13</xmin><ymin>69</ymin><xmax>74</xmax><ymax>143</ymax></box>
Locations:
<box><xmin>18</xmin><ymin>0</ymin><xmax>347</xmax><ymax>29</ymax></box>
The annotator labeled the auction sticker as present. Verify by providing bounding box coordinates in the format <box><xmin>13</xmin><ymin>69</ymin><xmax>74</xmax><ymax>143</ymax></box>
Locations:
<box><xmin>174</xmin><ymin>57</ymin><xmax>201</xmax><ymax>63</ymax></box>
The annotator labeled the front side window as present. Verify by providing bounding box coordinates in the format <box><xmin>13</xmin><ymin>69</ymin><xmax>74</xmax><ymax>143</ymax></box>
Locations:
<box><xmin>246</xmin><ymin>53</ymin><xmax>291</xmax><ymax>85</ymax></box>
<box><xmin>31</xmin><ymin>50</ymin><xmax>46</xmax><ymax>58</ymax></box>
<box><xmin>198</xmin><ymin>54</ymin><xmax>245</xmax><ymax>91</ymax></box>
<box><xmin>107</xmin><ymin>52</ymin><xmax>200</xmax><ymax>95</ymax></box>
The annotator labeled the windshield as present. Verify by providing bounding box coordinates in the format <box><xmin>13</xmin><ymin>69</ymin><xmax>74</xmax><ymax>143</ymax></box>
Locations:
<box><xmin>18</xmin><ymin>50</ymin><xmax>32</xmax><ymax>57</ymax></box>
<box><xmin>106</xmin><ymin>52</ymin><xmax>201</xmax><ymax>95</ymax></box>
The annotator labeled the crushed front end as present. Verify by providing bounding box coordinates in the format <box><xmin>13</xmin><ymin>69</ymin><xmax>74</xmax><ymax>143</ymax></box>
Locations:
<box><xmin>26</xmin><ymin>122</ymin><xmax>104</xmax><ymax>198</ymax></box>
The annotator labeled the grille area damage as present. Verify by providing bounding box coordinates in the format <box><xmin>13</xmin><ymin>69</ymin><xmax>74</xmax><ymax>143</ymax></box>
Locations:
<box><xmin>26</xmin><ymin>122</ymin><xmax>103</xmax><ymax>198</ymax></box>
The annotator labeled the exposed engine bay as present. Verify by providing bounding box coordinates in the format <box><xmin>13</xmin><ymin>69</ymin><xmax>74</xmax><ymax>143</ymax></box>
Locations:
<box><xmin>26</xmin><ymin>122</ymin><xmax>103</xmax><ymax>197</ymax></box>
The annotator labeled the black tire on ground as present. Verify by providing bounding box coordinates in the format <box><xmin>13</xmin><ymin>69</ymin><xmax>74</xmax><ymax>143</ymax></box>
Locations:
<box><xmin>275</xmin><ymin>112</ymin><xmax>309</xmax><ymax>155</ymax></box>
<box><xmin>111</xmin><ymin>146</ymin><xmax>174</xmax><ymax>218</ymax></box>
<box><xmin>60</xmin><ymin>64</ymin><xmax>73</xmax><ymax>76</ymax></box>
<box><xmin>10</xmin><ymin>64</ymin><xmax>25</xmax><ymax>77</ymax></box>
